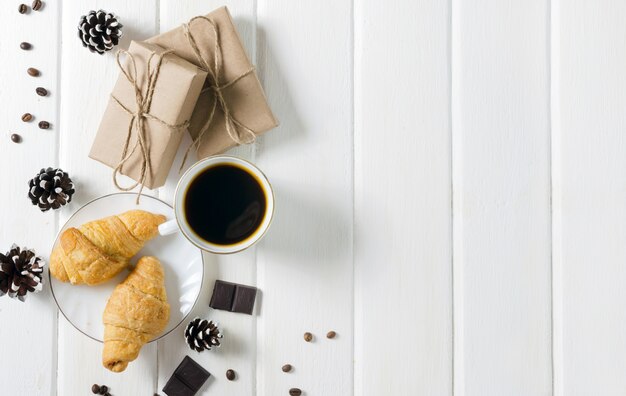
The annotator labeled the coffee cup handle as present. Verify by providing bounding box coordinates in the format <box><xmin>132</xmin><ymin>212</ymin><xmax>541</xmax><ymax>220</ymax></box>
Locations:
<box><xmin>158</xmin><ymin>219</ymin><xmax>180</xmax><ymax>236</ymax></box>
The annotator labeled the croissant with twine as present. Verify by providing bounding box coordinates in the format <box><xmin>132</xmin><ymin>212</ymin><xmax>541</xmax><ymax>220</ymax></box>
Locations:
<box><xmin>50</xmin><ymin>210</ymin><xmax>166</xmax><ymax>285</ymax></box>
<box><xmin>103</xmin><ymin>256</ymin><xmax>170</xmax><ymax>372</ymax></box>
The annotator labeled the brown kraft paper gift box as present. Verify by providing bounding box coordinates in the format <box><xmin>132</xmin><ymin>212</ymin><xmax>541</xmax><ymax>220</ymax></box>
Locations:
<box><xmin>147</xmin><ymin>6</ymin><xmax>278</xmax><ymax>159</ymax></box>
<box><xmin>90</xmin><ymin>41</ymin><xmax>208</xmax><ymax>189</ymax></box>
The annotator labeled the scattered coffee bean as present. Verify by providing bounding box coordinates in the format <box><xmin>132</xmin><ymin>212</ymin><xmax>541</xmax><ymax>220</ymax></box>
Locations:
<box><xmin>91</xmin><ymin>384</ymin><xmax>100</xmax><ymax>394</ymax></box>
<box><xmin>18</xmin><ymin>4</ymin><xmax>28</xmax><ymax>14</ymax></box>
<box><xmin>303</xmin><ymin>332</ymin><xmax>313</xmax><ymax>342</ymax></box>
<box><xmin>226</xmin><ymin>369</ymin><xmax>236</xmax><ymax>381</ymax></box>
<box><xmin>20</xmin><ymin>42</ymin><xmax>32</xmax><ymax>50</ymax></box>
<box><xmin>326</xmin><ymin>330</ymin><xmax>337</xmax><ymax>339</ymax></box>
<box><xmin>21</xmin><ymin>113</ymin><xmax>33</xmax><ymax>122</ymax></box>
<box><xmin>98</xmin><ymin>385</ymin><xmax>108</xmax><ymax>395</ymax></box>
<box><xmin>27</xmin><ymin>68</ymin><xmax>40</xmax><ymax>77</ymax></box>
<box><xmin>11</xmin><ymin>134</ymin><xmax>22</xmax><ymax>143</ymax></box>
<box><xmin>36</xmin><ymin>87</ymin><xmax>48</xmax><ymax>96</ymax></box>
<box><xmin>154</xmin><ymin>394</ymin><xmax>160</xmax><ymax>396</ymax></box>
<box><xmin>282</xmin><ymin>364</ymin><xmax>293</xmax><ymax>373</ymax></box>
<box><xmin>104</xmin><ymin>393</ymin><xmax>111</xmax><ymax>396</ymax></box>
<box><xmin>38</xmin><ymin>121</ymin><xmax>50</xmax><ymax>129</ymax></box>
<box><xmin>32</xmin><ymin>0</ymin><xmax>42</xmax><ymax>11</ymax></box>
<box><xmin>289</xmin><ymin>388</ymin><xmax>302</xmax><ymax>396</ymax></box>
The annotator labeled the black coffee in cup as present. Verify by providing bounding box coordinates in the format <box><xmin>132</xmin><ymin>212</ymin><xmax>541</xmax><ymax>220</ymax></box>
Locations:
<box><xmin>184</xmin><ymin>164</ymin><xmax>267</xmax><ymax>246</ymax></box>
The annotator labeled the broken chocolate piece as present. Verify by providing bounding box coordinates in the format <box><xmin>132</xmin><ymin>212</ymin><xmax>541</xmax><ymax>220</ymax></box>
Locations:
<box><xmin>162</xmin><ymin>376</ymin><xmax>195</xmax><ymax>396</ymax></box>
<box><xmin>176</xmin><ymin>356</ymin><xmax>211</xmax><ymax>391</ymax></box>
<box><xmin>209</xmin><ymin>280</ymin><xmax>236</xmax><ymax>311</ymax></box>
<box><xmin>209</xmin><ymin>280</ymin><xmax>257</xmax><ymax>315</ymax></box>
<box><xmin>231</xmin><ymin>284</ymin><xmax>257</xmax><ymax>314</ymax></box>
<box><xmin>163</xmin><ymin>356</ymin><xmax>210</xmax><ymax>396</ymax></box>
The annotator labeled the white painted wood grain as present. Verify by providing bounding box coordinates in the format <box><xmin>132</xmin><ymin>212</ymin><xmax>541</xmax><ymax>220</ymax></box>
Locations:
<box><xmin>157</xmin><ymin>2</ymin><xmax>260</xmax><ymax>395</ymax></box>
<box><xmin>555</xmin><ymin>1</ymin><xmax>626</xmax><ymax>395</ymax></box>
<box><xmin>0</xmin><ymin>1</ymin><xmax>61</xmax><ymax>395</ymax></box>
<box><xmin>5</xmin><ymin>1</ymin><xmax>626</xmax><ymax>395</ymax></box>
<box><xmin>354</xmin><ymin>0</ymin><xmax>452</xmax><ymax>395</ymax></box>
<box><xmin>255</xmin><ymin>0</ymin><xmax>354</xmax><ymax>395</ymax></box>
<box><xmin>57</xmin><ymin>2</ymin><xmax>160</xmax><ymax>395</ymax></box>
<box><xmin>451</xmin><ymin>1</ymin><xmax>552</xmax><ymax>395</ymax></box>
<box><xmin>551</xmin><ymin>1</ymin><xmax>563</xmax><ymax>395</ymax></box>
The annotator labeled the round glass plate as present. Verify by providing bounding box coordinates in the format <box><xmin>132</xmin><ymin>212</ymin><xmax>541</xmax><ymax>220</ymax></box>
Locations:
<box><xmin>49</xmin><ymin>193</ymin><xmax>203</xmax><ymax>343</ymax></box>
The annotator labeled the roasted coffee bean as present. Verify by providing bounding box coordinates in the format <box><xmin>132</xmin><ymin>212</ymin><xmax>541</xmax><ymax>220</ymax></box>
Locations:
<box><xmin>98</xmin><ymin>385</ymin><xmax>108</xmax><ymax>395</ymax></box>
<box><xmin>282</xmin><ymin>364</ymin><xmax>293</xmax><ymax>373</ymax></box>
<box><xmin>226</xmin><ymin>369</ymin><xmax>236</xmax><ymax>381</ymax></box>
<box><xmin>91</xmin><ymin>384</ymin><xmax>101</xmax><ymax>394</ymax></box>
<box><xmin>32</xmin><ymin>0</ymin><xmax>42</xmax><ymax>11</ymax></box>
<box><xmin>36</xmin><ymin>87</ymin><xmax>48</xmax><ymax>96</ymax></box>
<box><xmin>303</xmin><ymin>332</ymin><xmax>313</xmax><ymax>342</ymax></box>
<box><xmin>38</xmin><ymin>121</ymin><xmax>50</xmax><ymax>129</ymax></box>
<box><xmin>326</xmin><ymin>330</ymin><xmax>336</xmax><ymax>339</ymax></box>
<box><xmin>27</xmin><ymin>68</ymin><xmax>40</xmax><ymax>77</ymax></box>
<box><xmin>10</xmin><ymin>134</ymin><xmax>22</xmax><ymax>143</ymax></box>
<box><xmin>20</xmin><ymin>42</ymin><xmax>32</xmax><ymax>50</ymax></box>
<box><xmin>289</xmin><ymin>388</ymin><xmax>302</xmax><ymax>396</ymax></box>
<box><xmin>18</xmin><ymin>4</ymin><xmax>28</xmax><ymax>14</ymax></box>
<box><xmin>21</xmin><ymin>113</ymin><xmax>33</xmax><ymax>122</ymax></box>
<box><xmin>104</xmin><ymin>393</ymin><xmax>111</xmax><ymax>396</ymax></box>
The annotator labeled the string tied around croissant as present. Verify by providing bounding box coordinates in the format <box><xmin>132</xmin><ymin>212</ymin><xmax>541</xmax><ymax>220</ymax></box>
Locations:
<box><xmin>179</xmin><ymin>16</ymin><xmax>257</xmax><ymax>171</ymax></box>
<box><xmin>111</xmin><ymin>49</ymin><xmax>190</xmax><ymax>204</ymax></box>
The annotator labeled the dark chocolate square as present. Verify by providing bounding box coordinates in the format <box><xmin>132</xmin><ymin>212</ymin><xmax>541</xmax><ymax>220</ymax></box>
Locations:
<box><xmin>209</xmin><ymin>280</ymin><xmax>236</xmax><ymax>311</ymax></box>
<box><xmin>231</xmin><ymin>285</ymin><xmax>257</xmax><ymax>314</ymax></box>
<box><xmin>162</xmin><ymin>375</ymin><xmax>195</xmax><ymax>396</ymax></box>
<box><xmin>175</xmin><ymin>355</ymin><xmax>211</xmax><ymax>392</ymax></box>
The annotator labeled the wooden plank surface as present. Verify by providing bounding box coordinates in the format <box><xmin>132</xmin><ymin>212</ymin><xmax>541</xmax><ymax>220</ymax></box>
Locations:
<box><xmin>4</xmin><ymin>1</ymin><xmax>626</xmax><ymax>395</ymax></box>
<box><xmin>157</xmin><ymin>2</ymin><xmax>259</xmax><ymax>395</ymax></box>
<box><xmin>255</xmin><ymin>0</ymin><xmax>354</xmax><ymax>395</ymax></box>
<box><xmin>451</xmin><ymin>1</ymin><xmax>552</xmax><ymax>395</ymax></box>
<box><xmin>354</xmin><ymin>0</ymin><xmax>452</xmax><ymax>395</ymax></box>
<box><xmin>555</xmin><ymin>1</ymin><xmax>626</xmax><ymax>395</ymax></box>
<box><xmin>0</xmin><ymin>1</ymin><xmax>61</xmax><ymax>395</ymax></box>
<box><xmin>57</xmin><ymin>2</ymin><xmax>160</xmax><ymax>395</ymax></box>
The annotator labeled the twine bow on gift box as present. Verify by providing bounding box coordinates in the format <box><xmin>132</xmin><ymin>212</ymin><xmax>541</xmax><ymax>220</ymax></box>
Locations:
<box><xmin>111</xmin><ymin>49</ymin><xmax>190</xmax><ymax>203</ymax></box>
<box><xmin>179</xmin><ymin>16</ymin><xmax>258</xmax><ymax>170</ymax></box>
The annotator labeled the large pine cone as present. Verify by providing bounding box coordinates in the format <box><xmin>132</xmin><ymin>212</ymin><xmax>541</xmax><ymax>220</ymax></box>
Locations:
<box><xmin>78</xmin><ymin>10</ymin><xmax>123</xmax><ymax>54</ymax></box>
<box><xmin>28</xmin><ymin>167</ymin><xmax>75</xmax><ymax>212</ymax></box>
<box><xmin>184</xmin><ymin>317</ymin><xmax>223</xmax><ymax>352</ymax></box>
<box><xmin>0</xmin><ymin>245</ymin><xmax>45</xmax><ymax>302</ymax></box>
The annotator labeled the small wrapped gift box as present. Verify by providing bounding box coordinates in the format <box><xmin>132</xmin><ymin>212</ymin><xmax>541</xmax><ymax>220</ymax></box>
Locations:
<box><xmin>90</xmin><ymin>41</ymin><xmax>208</xmax><ymax>190</ymax></box>
<box><xmin>147</xmin><ymin>6</ymin><xmax>278</xmax><ymax>159</ymax></box>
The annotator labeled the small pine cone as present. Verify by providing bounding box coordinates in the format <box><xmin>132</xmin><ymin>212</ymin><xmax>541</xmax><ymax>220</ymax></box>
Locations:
<box><xmin>28</xmin><ymin>167</ymin><xmax>75</xmax><ymax>212</ymax></box>
<box><xmin>184</xmin><ymin>317</ymin><xmax>223</xmax><ymax>352</ymax></box>
<box><xmin>78</xmin><ymin>10</ymin><xmax>123</xmax><ymax>54</ymax></box>
<box><xmin>0</xmin><ymin>245</ymin><xmax>45</xmax><ymax>302</ymax></box>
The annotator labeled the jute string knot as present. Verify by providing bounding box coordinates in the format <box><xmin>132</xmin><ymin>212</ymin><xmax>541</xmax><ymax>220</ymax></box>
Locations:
<box><xmin>111</xmin><ymin>49</ymin><xmax>190</xmax><ymax>203</ymax></box>
<box><xmin>180</xmin><ymin>16</ymin><xmax>257</xmax><ymax>171</ymax></box>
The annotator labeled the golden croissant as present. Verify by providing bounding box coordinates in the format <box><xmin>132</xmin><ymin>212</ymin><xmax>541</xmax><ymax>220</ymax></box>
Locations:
<box><xmin>50</xmin><ymin>210</ymin><xmax>166</xmax><ymax>285</ymax></box>
<box><xmin>103</xmin><ymin>256</ymin><xmax>170</xmax><ymax>372</ymax></box>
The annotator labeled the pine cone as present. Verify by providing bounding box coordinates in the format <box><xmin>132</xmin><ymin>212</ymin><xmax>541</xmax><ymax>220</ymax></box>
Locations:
<box><xmin>184</xmin><ymin>317</ymin><xmax>223</xmax><ymax>352</ymax></box>
<box><xmin>28</xmin><ymin>167</ymin><xmax>75</xmax><ymax>212</ymax></box>
<box><xmin>78</xmin><ymin>10</ymin><xmax>123</xmax><ymax>54</ymax></box>
<box><xmin>0</xmin><ymin>245</ymin><xmax>45</xmax><ymax>302</ymax></box>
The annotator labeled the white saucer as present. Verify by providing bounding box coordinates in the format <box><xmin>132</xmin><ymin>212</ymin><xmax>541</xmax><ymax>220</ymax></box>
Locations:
<box><xmin>49</xmin><ymin>193</ymin><xmax>204</xmax><ymax>343</ymax></box>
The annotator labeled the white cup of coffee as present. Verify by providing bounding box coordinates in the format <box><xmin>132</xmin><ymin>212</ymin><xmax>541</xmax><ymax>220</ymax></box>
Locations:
<box><xmin>159</xmin><ymin>156</ymin><xmax>274</xmax><ymax>254</ymax></box>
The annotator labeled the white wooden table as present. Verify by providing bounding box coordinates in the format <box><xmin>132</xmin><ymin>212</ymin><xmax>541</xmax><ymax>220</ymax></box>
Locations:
<box><xmin>0</xmin><ymin>1</ymin><xmax>624</xmax><ymax>395</ymax></box>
